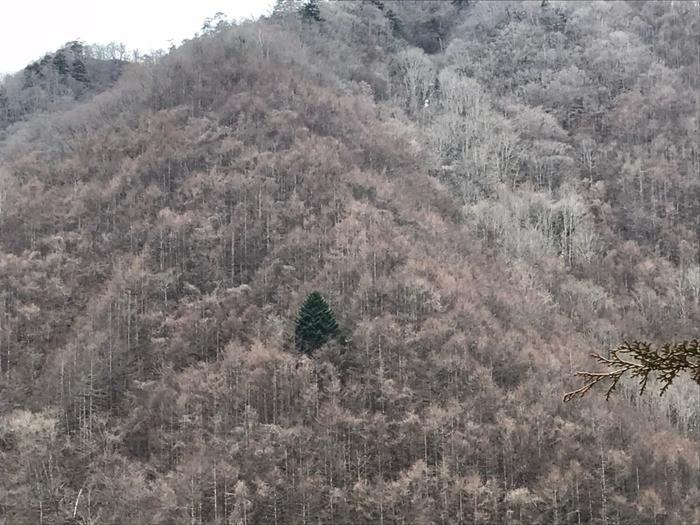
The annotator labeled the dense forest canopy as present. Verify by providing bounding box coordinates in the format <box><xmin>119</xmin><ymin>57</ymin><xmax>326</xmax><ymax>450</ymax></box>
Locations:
<box><xmin>0</xmin><ymin>1</ymin><xmax>698</xmax><ymax>523</ymax></box>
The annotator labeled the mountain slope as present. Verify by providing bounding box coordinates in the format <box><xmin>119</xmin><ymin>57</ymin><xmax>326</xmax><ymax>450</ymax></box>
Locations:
<box><xmin>0</xmin><ymin>3</ymin><xmax>698</xmax><ymax>524</ymax></box>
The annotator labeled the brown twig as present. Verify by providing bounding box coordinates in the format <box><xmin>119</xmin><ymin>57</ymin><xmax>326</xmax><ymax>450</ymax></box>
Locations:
<box><xmin>564</xmin><ymin>339</ymin><xmax>700</xmax><ymax>402</ymax></box>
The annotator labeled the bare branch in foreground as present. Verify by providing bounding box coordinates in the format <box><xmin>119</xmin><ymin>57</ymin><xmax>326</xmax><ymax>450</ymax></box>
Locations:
<box><xmin>564</xmin><ymin>339</ymin><xmax>700</xmax><ymax>402</ymax></box>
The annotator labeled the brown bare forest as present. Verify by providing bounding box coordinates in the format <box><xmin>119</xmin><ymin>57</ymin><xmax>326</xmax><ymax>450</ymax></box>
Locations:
<box><xmin>0</xmin><ymin>1</ymin><xmax>698</xmax><ymax>523</ymax></box>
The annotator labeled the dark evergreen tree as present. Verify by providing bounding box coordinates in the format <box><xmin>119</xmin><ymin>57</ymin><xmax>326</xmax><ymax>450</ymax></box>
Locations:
<box><xmin>68</xmin><ymin>41</ymin><xmax>84</xmax><ymax>55</ymax></box>
<box><xmin>385</xmin><ymin>9</ymin><xmax>404</xmax><ymax>37</ymax></box>
<box><xmin>53</xmin><ymin>52</ymin><xmax>69</xmax><ymax>76</ymax></box>
<box><xmin>299</xmin><ymin>0</ymin><xmax>323</xmax><ymax>23</ymax></box>
<box><xmin>22</xmin><ymin>62</ymin><xmax>41</xmax><ymax>88</ymax></box>
<box><xmin>272</xmin><ymin>0</ymin><xmax>297</xmax><ymax>18</ymax></box>
<box><xmin>71</xmin><ymin>58</ymin><xmax>88</xmax><ymax>83</ymax></box>
<box><xmin>0</xmin><ymin>87</ymin><xmax>8</xmax><ymax>121</ymax></box>
<box><xmin>295</xmin><ymin>291</ymin><xmax>338</xmax><ymax>354</ymax></box>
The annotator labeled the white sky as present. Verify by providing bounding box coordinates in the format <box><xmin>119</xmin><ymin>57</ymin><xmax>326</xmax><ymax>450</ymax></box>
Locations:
<box><xmin>0</xmin><ymin>0</ymin><xmax>276</xmax><ymax>75</ymax></box>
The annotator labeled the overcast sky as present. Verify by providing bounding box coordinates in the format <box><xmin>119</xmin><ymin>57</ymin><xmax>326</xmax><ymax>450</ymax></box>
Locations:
<box><xmin>0</xmin><ymin>0</ymin><xmax>276</xmax><ymax>75</ymax></box>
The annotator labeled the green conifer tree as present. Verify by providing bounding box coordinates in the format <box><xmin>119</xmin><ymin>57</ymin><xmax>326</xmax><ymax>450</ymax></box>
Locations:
<box><xmin>299</xmin><ymin>0</ymin><xmax>323</xmax><ymax>23</ymax></box>
<box><xmin>52</xmin><ymin>52</ymin><xmax>69</xmax><ymax>76</ymax></box>
<box><xmin>71</xmin><ymin>58</ymin><xmax>88</xmax><ymax>83</ymax></box>
<box><xmin>295</xmin><ymin>291</ymin><xmax>338</xmax><ymax>354</ymax></box>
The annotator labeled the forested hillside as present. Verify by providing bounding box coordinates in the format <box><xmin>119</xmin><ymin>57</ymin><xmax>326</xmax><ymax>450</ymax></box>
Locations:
<box><xmin>0</xmin><ymin>41</ymin><xmax>128</xmax><ymax>132</ymax></box>
<box><xmin>0</xmin><ymin>1</ymin><xmax>698</xmax><ymax>523</ymax></box>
